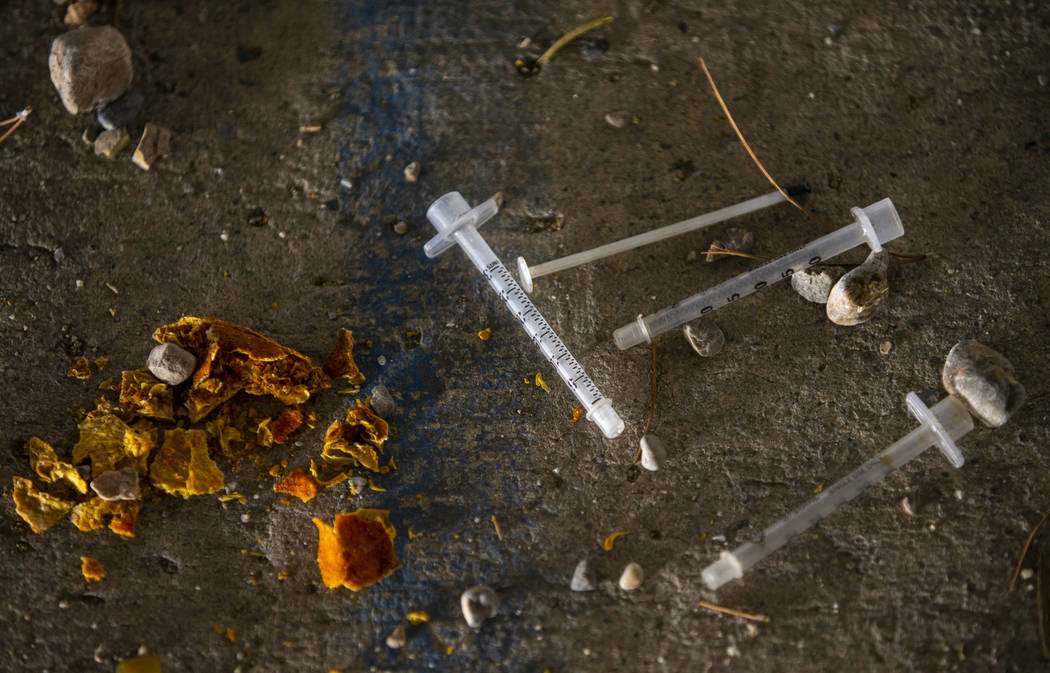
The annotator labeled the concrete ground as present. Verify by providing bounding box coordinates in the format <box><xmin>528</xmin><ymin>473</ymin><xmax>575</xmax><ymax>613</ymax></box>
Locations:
<box><xmin>2</xmin><ymin>0</ymin><xmax>1049</xmax><ymax>671</ymax></box>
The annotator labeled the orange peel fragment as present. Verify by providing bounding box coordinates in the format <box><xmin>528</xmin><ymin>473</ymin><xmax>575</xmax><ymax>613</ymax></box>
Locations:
<box><xmin>149</xmin><ymin>428</ymin><xmax>225</xmax><ymax>498</ymax></box>
<box><xmin>153</xmin><ymin>316</ymin><xmax>330</xmax><ymax>421</ymax></box>
<box><xmin>12</xmin><ymin>476</ymin><xmax>74</xmax><ymax>533</ymax></box>
<box><xmin>119</xmin><ymin>369</ymin><xmax>174</xmax><ymax>420</ymax></box>
<box><xmin>313</xmin><ymin>509</ymin><xmax>399</xmax><ymax>591</ymax></box>
<box><xmin>71</xmin><ymin>497</ymin><xmax>140</xmax><ymax>537</ymax></box>
<box><xmin>27</xmin><ymin>437</ymin><xmax>87</xmax><ymax>494</ymax></box>
<box><xmin>323</xmin><ymin>328</ymin><xmax>366</xmax><ymax>384</ymax></box>
<box><xmin>321</xmin><ymin>400</ymin><xmax>389</xmax><ymax>471</ymax></box>
<box><xmin>273</xmin><ymin>468</ymin><xmax>319</xmax><ymax>503</ymax></box>
<box><xmin>603</xmin><ymin>531</ymin><xmax>629</xmax><ymax>551</ymax></box>
<box><xmin>81</xmin><ymin>556</ymin><xmax>106</xmax><ymax>582</ymax></box>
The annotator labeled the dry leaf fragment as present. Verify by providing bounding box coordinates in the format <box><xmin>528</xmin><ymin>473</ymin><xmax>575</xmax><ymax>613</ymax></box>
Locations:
<box><xmin>71</xmin><ymin>497</ymin><xmax>140</xmax><ymax>537</ymax></box>
<box><xmin>313</xmin><ymin>509</ymin><xmax>399</xmax><ymax>591</ymax></box>
<box><xmin>323</xmin><ymin>328</ymin><xmax>366</xmax><ymax>384</ymax></box>
<box><xmin>81</xmin><ymin>556</ymin><xmax>106</xmax><ymax>582</ymax></box>
<box><xmin>119</xmin><ymin>369</ymin><xmax>174</xmax><ymax>420</ymax></box>
<box><xmin>27</xmin><ymin>437</ymin><xmax>87</xmax><ymax>493</ymax></box>
<box><xmin>273</xmin><ymin>469</ymin><xmax>319</xmax><ymax>503</ymax></box>
<box><xmin>149</xmin><ymin>428</ymin><xmax>225</xmax><ymax>497</ymax></box>
<box><xmin>12</xmin><ymin>476</ymin><xmax>74</xmax><ymax>533</ymax></box>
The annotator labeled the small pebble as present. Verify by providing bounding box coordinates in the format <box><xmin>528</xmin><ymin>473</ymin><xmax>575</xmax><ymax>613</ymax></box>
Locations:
<box><xmin>460</xmin><ymin>585</ymin><xmax>499</xmax><ymax>628</ymax></box>
<box><xmin>685</xmin><ymin>250</ymin><xmax>698</xmax><ymax>262</ymax></box>
<box><xmin>403</xmin><ymin>161</ymin><xmax>421</xmax><ymax>182</ymax></box>
<box><xmin>604</xmin><ymin>111</ymin><xmax>628</xmax><ymax>128</ymax></box>
<box><xmin>825</xmin><ymin>250</ymin><xmax>889</xmax><ymax>326</ymax></box>
<box><xmin>683</xmin><ymin>322</ymin><xmax>724</xmax><ymax>357</ymax></box>
<box><xmin>705</xmin><ymin>226</ymin><xmax>754</xmax><ymax>262</ymax></box>
<box><xmin>385</xmin><ymin>626</ymin><xmax>407</xmax><ymax>649</ymax></box>
<box><xmin>570</xmin><ymin>559</ymin><xmax>596</xmax><ymax>592</ymax></box>
<box><xmin>90</xmin><ymin>467</ymin><xmax>140</xmax><ymax>501</ymax></box>
<box><xmin>639</xmin><ymin>434</ymin><xmax>666</xmax><ymax>471</ymax></box>
<box><xmin>49</xmin><ymin>25</ymin><xmax>133</xmax><ymax>114</ymax></box>
<box><xmin>618</xmin><ymin>562</ymin><xmax>643</xmax><ymax>590</ymax></box>
<box><xmin>147</xmin><ymin>342</ymin><xmax>197</xmax><ymax>385</ymax></box>
<box><xmin>369</xmin><ymin>384</ymin><xmax>396</xmax><ymax>417</ymax></box>
<box><xmin>1022</xmin><ymin>569</ymin><xmax>1035</xmax><ymax>581</ymax></box>
<box><xmin>941</xmin><ymin>340</ymin><xmax>1025</xmax><ymax>427</ymax></box>
<box><xmin>348</xmin><ymin>476</ymin><xmax>368</xmax><ymax>493</ymax></box>
<box><xmin>393</xmin><ymin>221</ymin><xmax>408</xmax><ymax>235</ymax></box>
<box><xmin>900</xmin><ymin>497</ymin><xmax>915</xmax><ymax>516</ymax></box>
<box><xmin>790</xmin><ymin>267</ymin><xmax>844</xmax><ymax>304</ymax></box>
<box><xmin>93</xmin><ymin>128</ymin><xmax>129</xmax><ymax>159</ymax></box>
<box><xmin>64</xmin><ymin>1</ymin><xmax>98</xmax><ymax>26</ymax></box>
<box><xmin>97</xmin><ymin>90</ymin><xmax>144</xmax><ymax>130</ymax></box>
<box><xmin>879</xmin><ymin>340</ymin><xmax>893</xmax><ymax>355</ymax></box>
<box><xmin>132</xmin><ymin>123</ymin><xmax>172</xmax><ymax>171</ymax></box>
<box><xmin>377</xmin><ymin>355</ymin><xmax>387</xmax><ymax>366</ymax></box>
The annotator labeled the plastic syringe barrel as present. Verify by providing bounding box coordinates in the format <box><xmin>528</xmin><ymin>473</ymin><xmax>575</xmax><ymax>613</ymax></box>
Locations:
<box><xmin>613</xmin><ymin>198</ymin><xmax>903</xmax><ymax>350</ymax></box>
<box><xmin>426</xmin><ymin>192</ymin><xmax>625</xmax><ymax>439</ymax></box>
<box><xmin>528</xmin><ymin>190</ymin><xmax>787</xmax><ymax>281</ymax></box>
<box><xmin>701</xmin><ymin>395</ymin><xmax>974</xmax><ymax>590</ymax></box>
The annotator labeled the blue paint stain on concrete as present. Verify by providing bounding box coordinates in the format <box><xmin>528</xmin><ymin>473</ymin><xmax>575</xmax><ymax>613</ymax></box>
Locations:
<box><xmin>326</xmin><ymin>2</ymin><xmax>552</xmax><ymax>669</ymax></box>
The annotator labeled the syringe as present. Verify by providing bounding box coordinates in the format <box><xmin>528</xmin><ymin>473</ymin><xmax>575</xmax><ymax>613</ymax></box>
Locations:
<box><xmin>425</xmin><ymin>192</ymin><xmax>625</xmax><ymax>439</ymax></box>
<box><xmin>702</xmin><ymin>392</ymin><xmax>974</xmax><ymax>590</ymax></box>
<box><xmin>613</xmin><ymin>198</ymin><xmax>904</xmax><ymax>350</ymax></box>
<box><xmin>515</xmin><ymin>186</ymin><xmax>808</xmax><ymax>293</ymax></box>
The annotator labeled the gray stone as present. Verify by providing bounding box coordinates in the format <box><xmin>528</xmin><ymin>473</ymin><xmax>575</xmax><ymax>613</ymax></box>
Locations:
<box><xmin>791</xmin><ymin>267</ymin><xmax>844</xmax><ymax>304</ymax></box>
<box><xmin>90</xmin><ymin>467</ymin><xmax>141</xmax><ymax>501</ymax></box>
<box><xmin>147</xmin><ymin>342</ymin><xmax>196</xmax><ymax>385</ymax></box>
<box><xmin>49</xmin><ymin>26</ymin><xmax>133</xmax><ymax>115</ymax></box>
<box><xmin>570</xmin><ymin>559</ymin><xmax>596</xmax><ymax>592</ymax></box>
<box><xmin>93</xmin><ymin>128</ymin><xmax>128</xmax><ymax>159</ymax></box>
<box><xmin>826</xmin><ymin>250</ymin><xmax>889</xmax><ymax>326</ymax></box>
<box><xmin>97</xmin><ymin>90</ymin><xmax>144</xmax><ymax>131</ymax></box>
<box><xmin>683</xmin><ymin>322</ymin><xmax>724</xmax><ymax>357</ymax></box>
<box><xmin>618</xmin><ymin>562</ymin><xmax>643</xmax><ymax>590</ymax></box>
<box><xmin>460</xmin><ymin>585</ymin><xmax>499</xmax><ymax>628</ymax></box>
<box><xmin>942</xmin><ymin>340</ymin><xmax>1025</xmax><ymax>427</ymax></box>
<box><xmin>706</xmin><ymin>226</ymin><xmax>754</xmax><ymax>262</ymax></box>
<box><xmin>639</xmin><ymin>434</ymin><xmax>666</xmax><ymax>471</ymax></box>
<box><xmin>132</xmin><ymin>123</ymin><xmax>173</xmax><ymax>171</ymax></box>
<box><xmin>369</xmin><ymin>384</ymin><xmax>396</xmax><ymax>417</ymax></box>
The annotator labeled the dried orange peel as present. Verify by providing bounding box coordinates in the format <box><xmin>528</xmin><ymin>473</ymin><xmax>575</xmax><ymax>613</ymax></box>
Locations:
<box><xmin>314</xmin><ymin>509</ymin><xmax>399</xmax><ymax>591</ymax></box>
<box><xmin>71</xmin><ymin>498</ymin><xmax>140</xmax><ymax>537</ymax></box>
<box><xmin>323</xmin><ymin>328</ymin><xmax>366</xmax><ymax>384</ymax></box>
<box><xmin>81</xmin><ymin>556</ymin><xmax>106</xmax><ymax>582</ymax></box>
<box><xmin>321</xmin><ymin>400</ymin><xmax>389</xmax><ymax>471</ymax></box>
<box><xmin>27</xmin><ymin>437</ymin><xmax>87</xmax><ymax>494</ymax></box>
<box><xmin>119</xmin><ymin>369</ymin><xmax>174</xmax><ymax>420</ymax></box>
<box><xmin>273</xmin><ymin>469</ymin><xmax>319</xmax><ymax>503</ymax></box>
<box><xmin>149</xmin><ymin>428</ymin><xmax>225</xmax><ymax>497</ymax></box>
<box><xmin>12</xmin><ymin>476</ymin><xmax>74</xmax><ymax>533</ymax></box>
<box><xmin>603</xmin><ymin>531</ymin><xmax>629</xmax><ymax>551</ymax></box>
<box><xmin>153</xmin><ymin>316</ymin><xmax>330</xmax><ymax>421</ymax></box>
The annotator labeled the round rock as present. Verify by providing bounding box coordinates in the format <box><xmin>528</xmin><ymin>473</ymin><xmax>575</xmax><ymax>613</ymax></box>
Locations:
<box><xmin>826</xmin><ymin>250</ymin><xmax>889</xmax><ymax>326</ymax></box>
<box><xmin>619</xmin><ymin>562</ymin><xmax>643</xmax><ymax>591</ymax></box>
<box><xmin>460</xmin><ymin>585</ymin><xmax>499</xmax><ymax>628</ymax></box>
<box><xmin>369</xmin><ymin>384</ymin><xmax>397</xmax><ymax>417</ymax></box>
<box><xmin>90</xmin><ymin>467</ymin><xmax>141</xmax><ymax>501</ymax></box>
<box><xmin>49</xmin><ymin>25</ymin><xmax>133</xmax><ymax>115</ymax></box>
<box><xmin>942</xmin><ymin>340</ymin><xmax>1025</xmax><ymax>427</ymax></box>
<box><xmin>147</xmin><ymin>342</ymin><xmax>197</xmax><ymax>385</ymax></box>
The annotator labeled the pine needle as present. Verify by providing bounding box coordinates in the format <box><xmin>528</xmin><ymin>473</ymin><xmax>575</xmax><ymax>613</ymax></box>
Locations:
<box><xmin>537</xmin><ymin>16</ymin><xmax>613</xmax><ymax>65</ymax></box>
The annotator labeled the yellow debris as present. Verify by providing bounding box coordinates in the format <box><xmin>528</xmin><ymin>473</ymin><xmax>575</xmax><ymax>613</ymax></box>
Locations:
<box><xmin>534</xmin><ymin>372</ymin><xmax>550</xmax><ymax>393</ymax></box>
<box><xmin>12</xmin><ymin>476</ymin><xmax>74</xmax><ymax>533</ymax></box>
<box><xmin>603</xmin><ymin>531</ymin><xmax>629</xmax><ymax>551</ymax></box>
<box><xmin>406</xmin><ymin>611</ymin><xmax>429</xmax><ymax>624</ymax></box>
<box><xmin>477</xmin><ymin>328</ymin><xmax>492</xmax><ymax>341</ymax></box>
<box><xmin>26</xmin><ymin>437</ymin><xmax>87</xmax><ymax>494</ymax></box>
<box><xmin>149</xmin><ymin>428</ymin><xmax>225</xmax><ymax>498</ymax></box>
<box><xmin>81</xmin><ymin>556</ymin><xmax>106</xmax><ymax>582</ymax></box>
<box><xmin>115</xmin><ymin>655</ymin><xmax>161</xmax><ymax>673</ymax></box>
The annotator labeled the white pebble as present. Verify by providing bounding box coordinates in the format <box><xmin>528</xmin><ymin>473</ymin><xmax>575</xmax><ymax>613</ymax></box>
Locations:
<box><xmin>639</xmin><ymin>435</ymin><xmax>666</xmax><ymax>471</ymax></box>
<box><xmin>1022</xmin><ymin>569</ymin><xmax>1034</xmax><ymax>580</ymax></box>
<box><xmin>618</xmin><ymin>562</ymin><xmax>643</xmax><ymax>590</ymax></box>
<box><xmin>148</xmin><ymin>342</ymin><xmax>197</xmax><ymax>385</ymax></box>
<box><xmin>403</xmin><ymin>161</ymin><xmax>421</xmax><ymax>183</ymax></box>
<box><xmin>570</xmin><ymin>559</ymin><xmax>595</xmax><ymax>592</ymax></box>
<box><xmin>385</xmin><ymin>626</ymin><xmax>406</xmax><ymax>649</ymax></box>
<box><xmin>461</xmin><ymin>585</ymin><xmax>499</xmax><ymax>628</ymax></box>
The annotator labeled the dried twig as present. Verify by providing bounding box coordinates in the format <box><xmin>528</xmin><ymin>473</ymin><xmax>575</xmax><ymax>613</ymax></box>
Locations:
<box><xmin>1010</xmin><ymin>508</ymin><xmax>1050</xmax><ymax>591</ymax></box>
<box><xmin>0</xmin><ymin>107</ymin><xmax>30</xmax><ymax>146</ymax></box>
<box><xmin>537</xmin><ymin>16</ymin><xmax>613</xmax><ymax>65</ymax></box>
<box><xmin>699</xmin><ymin>600</ymin><xmax>770</xmax><ymax>623</ymax></box>
<box><xmin>491</xmin><ymin>514</ymin><xmax>504</xmax><ymax>541</ymax></box>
